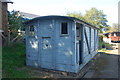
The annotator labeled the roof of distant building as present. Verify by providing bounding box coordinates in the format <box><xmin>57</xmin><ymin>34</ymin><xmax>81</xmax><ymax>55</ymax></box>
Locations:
<box><xmin>1</xmin><ymin>0</ymin><xmax>13</xmax><ymax>3</ymax></box>
<box><xmin>20</xmin><ymin>12</ymin><xmax>40</xmax><ymax>19</ymax></box>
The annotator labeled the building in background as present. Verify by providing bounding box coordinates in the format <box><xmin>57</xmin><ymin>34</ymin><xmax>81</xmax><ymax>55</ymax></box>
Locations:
<box><xmin>104</xmin><ymin>32</ymin><xmax>120</xmax><ymax>43</ymax></box>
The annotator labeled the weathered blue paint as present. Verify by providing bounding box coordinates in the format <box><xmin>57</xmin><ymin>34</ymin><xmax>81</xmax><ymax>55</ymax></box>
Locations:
<box><xmin>89</xmin><ymin>27</ymin><xmax>91</xmax><ymax>51</ymax></box>
<box><xmin>25</xmin><ymin>16</ymin><xmax>99</xmax><ymax>73</ymax></box>
<box><xmin>94</xmin><ymin>29</ymin><xmax>95</xmax><ymax>51</ymax></box>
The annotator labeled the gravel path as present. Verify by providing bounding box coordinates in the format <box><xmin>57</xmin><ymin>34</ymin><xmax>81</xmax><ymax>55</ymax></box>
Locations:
<box><xmin>90</xmin><ymin>49</ymin><xmax>119</xmax><ymax>78</ymax></box>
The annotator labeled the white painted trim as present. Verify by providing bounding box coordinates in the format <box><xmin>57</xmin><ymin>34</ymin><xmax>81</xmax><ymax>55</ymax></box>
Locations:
<box><xmin>74</xmin><ymin>21</ymin><xmax>77</xmax><ymax>64</ymax></box>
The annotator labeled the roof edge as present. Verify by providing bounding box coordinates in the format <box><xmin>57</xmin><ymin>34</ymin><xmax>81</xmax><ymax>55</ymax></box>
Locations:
<box><xmin>24</xmin><ymin>15</ymin><xmax>100</xmax><ymax>30</ymax></box>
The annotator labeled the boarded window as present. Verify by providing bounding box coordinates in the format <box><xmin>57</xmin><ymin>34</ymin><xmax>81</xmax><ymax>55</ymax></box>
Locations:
<box><xmin>61</xmin><ymin>22</ymin><xmax>68</xmax><ymax>34</ymax></box>
<box><xmin>29</xmin><ymin>25</ymin><xmax>34</xmax><ymax>36</ymax></box>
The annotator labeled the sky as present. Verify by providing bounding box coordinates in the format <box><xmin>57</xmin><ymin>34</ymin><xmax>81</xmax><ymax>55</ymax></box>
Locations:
<box><xmin>8</xmin><ymin>0</ymin><xmax>119</xmax><ymax>26</ymax></box>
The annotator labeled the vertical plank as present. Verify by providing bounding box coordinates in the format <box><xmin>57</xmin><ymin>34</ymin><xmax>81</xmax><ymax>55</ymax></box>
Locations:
<box><xmin>89</xmin><ymin>27</ymin><xmax>91</xmax><ymax>52</ymax></box>
<box><xmin>2</xmin><ymin>3</ymin><xmax>8</xmax><ymax>36</ymax></box>
<box><xmin>38</xmin><ymin>20</ymin><xmax>42</xmax><ymax>66</ymax></box>
<box><xmin>74</xmin><ymin>22</ymin><xmax>77</xmax><ymax>65</ymax></box>
<box><xmin>91</xmin><ymin>28</ymin><xmax>94</xmax><ymax>52</ymax></box>
<box><xmin>0</xmin><ymin>1</ymin><xmax>2</xmax><ymax>31</ymax></box>
<box><xmin>70</xmin><ymin>21</ymin><xmax>76</xmax><ymax>72</ymax></box>
<box><xmin>81</xmin><ymin>24</ymin><xmax>84</xmax><ymax>63</ymax></box>
<box><xmin>97</xmin><ymin>30</ymin><xmax>99</xmax><ymax>50</ymax></box>
<box><xmin>94</xmin><ymin>29</ymin><xmax>96</xmax><ymax>51</ymax></box>
<box><xmin>52</xmin><ymin>19</ymin><xmax>56</xmax><ymax>69</ymax></box>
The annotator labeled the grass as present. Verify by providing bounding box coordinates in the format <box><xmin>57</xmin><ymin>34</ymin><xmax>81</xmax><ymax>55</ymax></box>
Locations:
<box><xmin>99</xmin><ymin>41</ymin><xmax>110</xmax><ymax>49</ymax></box>
<box><xmin>99</xmin><ymin>42</ymin><xmax>102</xmax><ymax>48</ymax></box>
<box><xmin>2</xmin><ymin>42</ymin><xmax>29</xmax><ymax>78</ymax></box>
<box><xmin>105</xmin><ymin>43</ymin><xmax>110</xmax><ymax>47</ymax></box>
<box><xmin>2</xmin><ymin>42</ymin><xmax>58</xmax><ymax>78</ymax></box>
<box><xmin>98</xmin><ymin>41</ymin><xmax>111</xmax><ymax>53</ymax></box>
<box><xmin>99</xmin><ymin>41</ymin><xmax>110</xmax><ymax>48</ymax></box>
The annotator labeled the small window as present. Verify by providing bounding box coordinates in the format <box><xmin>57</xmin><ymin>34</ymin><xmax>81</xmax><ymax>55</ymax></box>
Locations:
<box><xmin>29</xmin><ymin>25</ymin><xmax>34</xmax><ymax>36</ymax></box>
<box><xmin>61</xmin><ymin>22</ymin><xmax>68</xmax><ymax>34</ymax></box>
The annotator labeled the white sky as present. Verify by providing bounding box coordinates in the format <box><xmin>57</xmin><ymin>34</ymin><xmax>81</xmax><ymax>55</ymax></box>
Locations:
<box><xmin>8</xmin><ymin>0</ymin><xmax>119</xmax><ymax>26</ymax></box>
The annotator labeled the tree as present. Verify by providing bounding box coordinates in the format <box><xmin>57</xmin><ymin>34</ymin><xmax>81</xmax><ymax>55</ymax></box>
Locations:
<box><xmin>84</xmin><ymin>8</ymin><xmax>108</xmax><ymax>33</ymax></box>
<box><xmin>8</xmin><ymin>10</ymin><xmax>24</xmax><ymax>34</ymax></box>
<box><xmin>66</xmin><ymin>11</ymin><xmax>85</xmax><ymax>21</ymax></box>
<box><xmin>66</xmin><ymin>8</ymin><xmax>109</xmax><ymax>33</ymax></box>
<box><xmin>111</xmin><ymin>23</ymin><xmax>118</xmax><ymax>32</ymax></box>
<box><xmin>107</xmin><ymin>23</ymin><xmax>118</xmax><ymax>32</ymax></box>
<box><xmin>5</xmin><ymin>10</ymin><xmax>25</xmax><ymax>45</ymax></box>
<box><xmin>105</xmin><ymin>25</ymin><xmax>111</xmax><ymax>33</ymax></box>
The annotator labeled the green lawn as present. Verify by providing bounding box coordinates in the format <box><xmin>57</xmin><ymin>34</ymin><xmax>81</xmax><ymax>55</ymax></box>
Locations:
<box><xmin>105</xmin><ymin>43</ymin><xmax>110</xmax><ymax>47</ymax></box>
<box><xmin>98</xmin><ymin>41</ymin><xmax>110</xmax><ymax>52</ymax></box>
<box><xmin>99</xmin><ymin>41</ymin><xmax>110</xmax><ymax>49</ymax></box>
<box><xmin>2</xmin><ymin>43</ymin><xmax>29</xmax><ymax>78</ymax></box>
<box><xmin>99</xmin><ymin>41</ymin><xmax>102</xmax><ymax>48</ymax></box>
<box><xmin>2</xmin><ymin>42</ymin><xmax>54</xmax><ymax>78</ymax></box>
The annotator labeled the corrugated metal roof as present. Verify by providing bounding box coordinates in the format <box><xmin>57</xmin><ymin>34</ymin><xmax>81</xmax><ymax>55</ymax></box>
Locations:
<box><xmin>1</xmin><ymin>0</ymin><xmax>13</xmax><ymax>3</ymax></box>
<box><xmin>24</xmin><ymin>15</ymin><xmax>100</xmax><ymax>30</ymax></box>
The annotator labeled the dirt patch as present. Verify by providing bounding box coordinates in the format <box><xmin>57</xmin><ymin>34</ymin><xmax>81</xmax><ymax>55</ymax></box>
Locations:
<box><xmin>15</xmin><ymin>66</ymin><xmax>75</xmax><ymax>78</ymax></box>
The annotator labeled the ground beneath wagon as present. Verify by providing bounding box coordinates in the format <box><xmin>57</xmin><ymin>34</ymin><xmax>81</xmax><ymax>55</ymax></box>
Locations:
<box><xmin>83</xmin><ymin>46</ymin><xmax>119</xmax><ymax>78</ymax></box>
<box><xmin>17</xmin><ymin>46</ymin><xmax>119</xmax><ymax>78</ymax></box>
<box><xmin>3</xmin><ymin>43</ymin><xmax>119</xmax><ymax>78</ymax></box>
<box><xmin>21</xmin><ymin>46</ymin><xmax>119</xmax><ymax>78</ymax></box>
